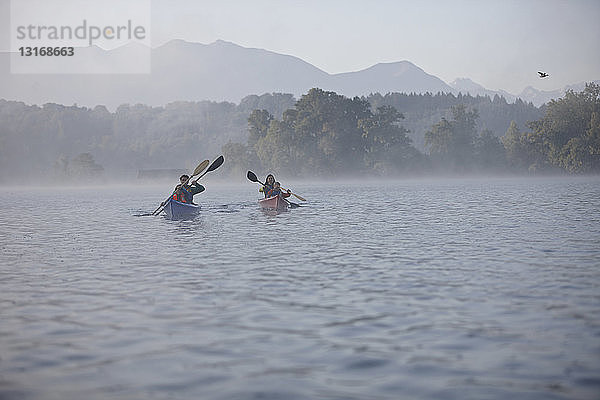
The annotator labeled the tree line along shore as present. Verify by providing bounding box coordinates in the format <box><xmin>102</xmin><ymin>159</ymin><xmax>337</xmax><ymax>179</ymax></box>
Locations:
<box><xmin>0</xmin><ymin>83</ymin><xmax>598</xmax><ymax>184</ymax></box>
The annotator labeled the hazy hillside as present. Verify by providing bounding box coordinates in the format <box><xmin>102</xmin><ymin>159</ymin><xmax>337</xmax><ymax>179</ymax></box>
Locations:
<box><xmin>149</xmin><ymin>40</ymin><xmax>331</xmax><ymax>103</ymax></box>
<box><xmin>516</xmin><ymin>81</ymin><xmax>600</xmax><ymax>107</ymax></box>
<box><xmin>450</xmin><ymin>78</ymin><xmax>517</xmax><ymax>102</ymax></box>
<box><xmin>0</xmin><ymin>40</ymin><xmax>595</xmax><ymax>109</ymax></box>
<box><xmin>329</xmin><ymin>61</ymin><xmax>452</xmax><ymax>96</ymax></box>
<box><xmin>0</xmin><ymin>40</ymin><xmax>330</xmax><ymax>109</ymax></box>
<box><xmin>5</xmin><ymin>41</ymin><xmax>451</xmax><ymax>108</ymax></box>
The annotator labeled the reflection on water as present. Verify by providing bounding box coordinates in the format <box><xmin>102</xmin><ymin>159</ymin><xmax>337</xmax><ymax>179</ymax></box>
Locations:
<box><xmin>1</xmin><ymin>178</ymin><xmax>599</xmax><ymax>400</ymax></box>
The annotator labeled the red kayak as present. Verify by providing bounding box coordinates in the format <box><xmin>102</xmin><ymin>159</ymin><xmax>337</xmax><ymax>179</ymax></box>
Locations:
<box><xmin>258</xmin><ymin>195</ymin><xmax>289</xmax><ymax>211</ymax></box>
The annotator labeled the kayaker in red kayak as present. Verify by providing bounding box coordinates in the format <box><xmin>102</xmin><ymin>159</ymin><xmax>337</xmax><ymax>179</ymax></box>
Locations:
<box><xmin>168</xmin><ymin>174</ymin><xmax>205</xmax><ymax>204</ymax></box>
<box><xmin>259</xmin><ymin>174</ymin><xmax>275</xmax><ymax>198</ymax></box>
<box><xmin>267</xmin><ymin>182</ymin><xmax>291</xmax><ymax>199</ymax></box>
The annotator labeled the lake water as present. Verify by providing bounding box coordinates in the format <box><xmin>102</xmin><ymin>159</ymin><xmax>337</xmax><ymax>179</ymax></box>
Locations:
<box><xmin>1</xmin><ymin>177</ymin><xmax>599</xmax><ymax>400</ymax></box>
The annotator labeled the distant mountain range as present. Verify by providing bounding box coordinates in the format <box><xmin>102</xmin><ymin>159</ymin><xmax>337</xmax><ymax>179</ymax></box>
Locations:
<box><xmin>448</xmin><ymin>77</ymin><xmax>598</xmax><ymax>106</ymax></box>
<box><xmin>0</xmin><ymin>39</ymin><xmax>597</xmax><ymax>109</ymax></box>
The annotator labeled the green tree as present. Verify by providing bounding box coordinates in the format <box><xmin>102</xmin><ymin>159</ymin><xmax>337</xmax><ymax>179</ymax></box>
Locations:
<box><xmin>587</xmin><ymin>111</ymin><xmax>600</xmax><ymax>157</ymax></box>
<box><xmin>221</xmin><ymin>141</ymin><xmax>260</xmax><ymax>179</ymax></box>
<box><xmin>247</xmin><ymin>109</ymin><xmax>274</xmax><ymax>149</ymax></box>
<box><xmin>558</xmin><ymin>110</ymin><xmax>600</xmax><ymax>173</ymax></box>
<box><xmin>242</xmin><ymin>88</ymin><xmax>418</xmax><ymax>176</ymax></box>
<box><xmin>358</xmin><ymin>105</ymin><xmax>412</xmax><ymax>173</ymax></box>
<box><xmin>502</xmin><ymin>121</ymin><xmax>529</xmax><ymax>170</ymax></box>
<box><xmin>68</xmin><ymin>152</ymin><xmax>104</xmax><ymax>178</ymax></box>
<box><xmin>255</xmin><ymin>119</ymin><xmax>294</xmax><ymax>174</ymax></box>
<box><xmin>524</xmin><ymin>83</ymin><xmax>600</xmax><ymax>173</ymax></box>
<box><xmin>425</xmin><ymin>104</ymin><xmax>478</xmax><ymax>171</ymax></box>
<box><xmin>475</xmin><ymin>129</ymin><xmax>507</xmax><ymax>171</ymax></box>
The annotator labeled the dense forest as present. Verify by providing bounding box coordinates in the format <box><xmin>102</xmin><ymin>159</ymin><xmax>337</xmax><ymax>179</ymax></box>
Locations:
<box><xmin>0</xmin><ymin>84</ymin><xmax>598</xmax><ymax>184</ymax></box>
<box><xmin>367</xmin><ymin>91</ymin><xmax>542</xmax><ymax>151</ymax></box>
<box><xmin>226</xmin><ymin>84</ymin><xmax>599</xmax><ymax>176</ymax></box>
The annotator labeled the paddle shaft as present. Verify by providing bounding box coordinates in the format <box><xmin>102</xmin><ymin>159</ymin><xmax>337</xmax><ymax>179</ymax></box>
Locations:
<box><xmin>279</xmin><ymin>187</ymin><xmax>305</xmax><ymax>202</ymax></box>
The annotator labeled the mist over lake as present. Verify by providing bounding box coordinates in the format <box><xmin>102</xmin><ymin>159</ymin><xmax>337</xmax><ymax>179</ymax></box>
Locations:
<box><xmin>2</xmin><ymin>1</ymin><xmax>600</xmax><ymax>399</ymax></box>
<box><xmin>1</xmin><ymin>177</ymin><xmax>599</xmax><ymax>400</ymax></box>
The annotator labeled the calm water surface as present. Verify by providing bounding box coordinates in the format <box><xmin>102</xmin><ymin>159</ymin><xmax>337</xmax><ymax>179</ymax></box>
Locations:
<box><xmin>1</xmin><ymin>177</ymin><xmax>599</xmax><ymax>400</ymax></box>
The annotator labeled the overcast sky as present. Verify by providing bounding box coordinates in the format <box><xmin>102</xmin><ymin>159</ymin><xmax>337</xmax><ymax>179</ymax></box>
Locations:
<box><xmin>151</xmin><ymin>0</ymin><xmax>600</xmax><ymax>94</ymax></box>
<box><xmin>2</xmin><ymin>0</ymin><xmax>599</xmax><ymax>95</ymax></box>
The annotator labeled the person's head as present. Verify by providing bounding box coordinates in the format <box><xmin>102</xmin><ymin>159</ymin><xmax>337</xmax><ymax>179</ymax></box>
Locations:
<box><xmin>266</xmin><ymin>174</ymin><xmax>275</xmax><ymax>185</ymax></box>
<box><xmin>180</xmin><ymin>174</ymin><xmax>189</xmax><ymax>184</ymax></box>
<box><xmin>273</xmin><ymin>181</ymin><xmax>281</xmax><ymax>189</ymax></box>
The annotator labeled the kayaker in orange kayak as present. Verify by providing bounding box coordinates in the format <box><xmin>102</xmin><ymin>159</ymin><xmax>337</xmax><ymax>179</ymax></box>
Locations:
<box><xmin>267</xmin><ymin>182</ymin><xmax>291</xmax><ymax>199</ymax></box>
<box><xmin>259</xmin><ymin>174</ymin><xmax>275</xmax><ymax>198</ymax></box>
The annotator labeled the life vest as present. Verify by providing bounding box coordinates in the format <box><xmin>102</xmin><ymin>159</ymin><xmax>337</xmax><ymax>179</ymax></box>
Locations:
<box><xmin>267</xmin><ymin>188</ymin><xmax>290</xmax><ymax>198</ymax></box>
<box><xmin>172</xmin><ymin>189</ymin><xmax>187</xmax><ymax>203</ymax></box>
<box><xmin>262</xmin><ymin>184</ymin><xmax>274</xmax><ymax>197</ymax></box>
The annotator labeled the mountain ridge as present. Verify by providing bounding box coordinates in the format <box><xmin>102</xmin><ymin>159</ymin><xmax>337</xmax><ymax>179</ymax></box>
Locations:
<box><xmin>0</xmin><ymin>39</ymin><xmax>596</xmax><ymax>109</ymax></box>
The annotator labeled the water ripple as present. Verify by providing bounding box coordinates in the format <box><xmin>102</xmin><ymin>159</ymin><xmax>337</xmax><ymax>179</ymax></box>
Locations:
<box><xmin>1</xmin><ymin>178</ymin><xmax>599</xmax><ymax>400</ymax></box>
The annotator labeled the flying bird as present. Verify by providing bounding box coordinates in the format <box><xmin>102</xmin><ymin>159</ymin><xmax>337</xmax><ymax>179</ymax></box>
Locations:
<box><xmin>538</xmin><ymin>71</ymin><xmax>549</xmax><ymax>78</ymax></box>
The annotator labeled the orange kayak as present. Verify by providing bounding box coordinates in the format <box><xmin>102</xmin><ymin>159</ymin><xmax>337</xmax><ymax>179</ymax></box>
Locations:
<box><xmin>258</xmin><ymin>195</ymin><xmax>289</xmax><ymax>211</ymax></box>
